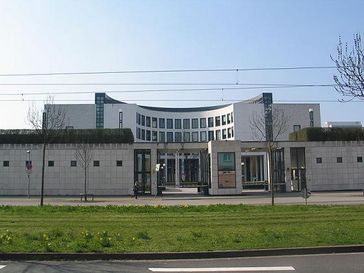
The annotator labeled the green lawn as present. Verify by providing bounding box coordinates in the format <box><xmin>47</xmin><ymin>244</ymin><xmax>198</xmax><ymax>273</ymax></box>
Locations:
<box><xmin>0</xmin><ymin>205</ymin><xmax>363</xmax><ymax>253</ymax></box>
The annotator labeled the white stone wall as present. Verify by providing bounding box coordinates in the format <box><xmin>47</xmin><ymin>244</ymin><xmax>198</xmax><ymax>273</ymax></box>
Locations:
<box><xmin>0</xmin><ymin>143</ymin><xmax>134</xmax><ymax>196</ymax></box>
<box><xmin>208</xmin><ymin>140</ymin><xmax>242</xmax><ymax>195</ymax></box>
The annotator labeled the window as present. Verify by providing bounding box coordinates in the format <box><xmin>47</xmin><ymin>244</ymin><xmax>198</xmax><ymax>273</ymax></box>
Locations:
<box><xmin>337</xmin><ymin>157</ymin><xmax>343</xmax><ymax>163</ymax></box>
<box><xmin>183</xmin><ymin>132</ymin><xmax>190</xmax><ymax>142</ymax></box>
<box><xmin>146</xmin><ymin>130</ymin><xmax>151</xmax><ymax>141</ymax></box>
<box><xmin>71</xmin><ymin>160</ymin><xmax>77</xmax><ymax>167</ymax></box>
<box><xmin>93</xmin><ymin>160</ymin><xmax>100</xmax><ymax>167</ymax></box>
<box><xmin>357</xmin><ymin>156</ymin><xmax>363</xmax><ymax>163</ymax></box>
<box><xmin>146</xmin><ymin>116</ymin><xmax>151</xmax><ymax>127</ymax></box>
<box><xmin>228</xmin><ymin>128</ymin><xmax>232</xmax><ymax>138</ymax></box>
<box><xmin>167</xmin><ymin>119</ymin><xmax>173</xmax><ymax>129</ymax></box>
<box><xmin>216</xmin><ymin>130</ymin><xmax>221</xmax><ymax>140</ymax></box>
<box><xmin>152</xmin><ymin>117</ymin><xmax>157</xmax><ymax>128</ymax></box>
<box><xmin>192</xmin><ymin>132</ymin><xmax>199</xmax><ymax>142</ymax></box>
<box><xmin>316</xmin><ymin>157</ymin><xmax>322</xmax><ymax>164</ymax></box>
<box><xmin>183</xmin><ymin>119</ymin><xmax>190</xmax><ymax>129</ymax></box>
<box><xmin>215</xmin><ymin>116</ymin><xmax>221</xmax><ymax>127</ymax></box>
<box><xmin>3</xmin><ymin>161</ymin><xmax>9</xmax><ymax>167</ymax></box>
<box><xmin>167</xmin><ymin>132</ymin><xmax>174</xmax><ymax>142</ymax></box>
<box><xmin>136</xmin><ymin>127</ymin><xmax>140</xmax><ymax>139</ymax></box>
<box><xmin>192</xmin><ymin>118</ymin><xmax>198</xmax><ymax>129</ymax></box>
<box><xmin>231</xmin><ymin>127</ymin><xmax>234</xmax><ymax>137</ymax></box>
<box><xmin>231</xmin><ymin>112</ymin><xmax>233</xmax><ymax>122</ymax></box>
<box><xmin>175</xmin><ymin>119</ymin><xmax>181</xmax><ymax>129</ymax></box>
<box><xmin>141</xmin><ymin>129</ymin><xmax>145</xmax><ymax>140</ymax></box>
<box><xmin>175</xmin><ymin>132</ymin><xmax>182</xmax><ymax>142</ymax></box>
<box><xmin>141</xmin><ymin>115</ymin><xmax>145</xmax><ymax>126</ymax></box>
<box><xmin>48</xmin><ymin>160</ymin><xmax>54</xmax><ymax>167</ymax></box>
<box><xmin>152</xmin><ymin>131</ymin><xmax>157</xmax><ymax>141</ymax></box>
<box><xmin>208</xmin><ymin>117</ymin><xmax>214</xmax><ymax>127</ymax></box>
<box><xmin>200</xmin><ymin>131</ymin><xmax>207</xmax><ymax>142</ymax></box>
<box><xmin>222</xmin><ymin>115</ymin><xmax>227</xmax><ymax>125</ymax></box>
<box><xmin>116</xmin><ymin>160</ymin><xmax>123</xmax><ymax>167</ymax></box>
<box><xmin>227</xmin><ymin>113</ymin><xmax>231</xmax><ymax>124</ymax></box>
<box><xmin>222</xmin><ymin>129</ymin><xmax>227</xmax><ymax>139</ymax></box>
<box><xmin>159</xmin><ymin>132</ymin><xmax>166</xmax><ymax>142</ymax></box>
<box><xmin>159</xmin><ymin>118</ymin><xmax>165</xmax><ymax>128</ymax></box>
<box><xmin>200</xmin><ymin>118</ymin><xmax>206</xmax><ymax>128</ymax></box>
<box><xmin>293</xmin><ymin>125</ymin><xmax>301</xmax><ymax>132</ymax></box>
<box><xmin>208</xmin><ymin>131</ymin><xmax>214</xmax><ymax>141</ymax></box>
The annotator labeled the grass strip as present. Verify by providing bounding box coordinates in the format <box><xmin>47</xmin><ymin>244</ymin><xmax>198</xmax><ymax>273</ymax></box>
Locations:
<box><xmin>0</xmin><ymin>204</ymin><xmax>363</xmax><ymax>253</ymax></box>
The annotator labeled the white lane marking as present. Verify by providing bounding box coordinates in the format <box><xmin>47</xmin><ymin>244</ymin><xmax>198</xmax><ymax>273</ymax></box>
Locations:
<box><xmin>149</xmin><ymin>266</ymin><xmax>295</xmax><ymax>272</ymax></box>
<box><xmin>0</xmin><ymin>265</ymin><xmax>6</xmax><ymax>270</ymax></box>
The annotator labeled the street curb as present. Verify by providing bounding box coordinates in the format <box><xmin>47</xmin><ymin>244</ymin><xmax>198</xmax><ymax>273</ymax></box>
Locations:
<box><xmin>0</xmin><ymin>245</ymin><xmax>363</xmax><ymax>261</ymax></box>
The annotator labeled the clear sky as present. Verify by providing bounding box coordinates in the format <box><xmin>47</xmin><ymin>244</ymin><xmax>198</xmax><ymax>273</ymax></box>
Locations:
<box><xmin>0</xmin><ymin>0</ymin><xmax>363</xmax><ymax>129</ymax></box>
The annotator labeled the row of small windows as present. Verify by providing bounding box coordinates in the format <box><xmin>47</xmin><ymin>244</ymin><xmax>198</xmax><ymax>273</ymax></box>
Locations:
<box><xmin>2</xmin><ymin>160</ymin><xmax>123</xmax><ymax>167</ymax></box>
<box><xmin>136</xmin><ymin>127</ymin><xmax>234</xmax><ymax>142</ymax></box>
<box><xmin>136</xmin><ymin>113</ymin><xmax>234</xmax><ymax>129</ymax></box>
<box><xmin>316</xmin><ymin>156</ymin><xmax>363</xmax><ymax>164</ymax></box>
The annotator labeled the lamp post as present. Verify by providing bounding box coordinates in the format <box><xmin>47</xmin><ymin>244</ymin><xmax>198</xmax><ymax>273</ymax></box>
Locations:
<box><xmin>26</xmin><ymin>150</ymin><xmax>32</xmax><ymax>198</ymax></box>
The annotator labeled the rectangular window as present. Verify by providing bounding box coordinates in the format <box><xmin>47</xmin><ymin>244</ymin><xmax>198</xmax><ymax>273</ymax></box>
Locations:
<box><xmin>48</xmin><ymin>160</ymin><xmax>54</xmax><ymax>167</ymax></box>
<box><xmin>337</xmin><ymin>157</ymin><xmax>343</xmax><ymax>163</ymax></box>
<box><xmin>141</xmin><ymin>115</ymin><xmax>145</xmax><ymax>126</ymax></box>
<box><xmin>217</xmin><ymin>152</ymin><xmax>236</xmax><ymax>188</ymax></box>
<box><xmin>216</xmin><ymin>130</ymin><xmax>221</xmax><ymax>140</ymax></box>
<box><xmin>293</xmin><ymin>125</ymin><xmax>301</xmax><ymax>132</ymax></box>
<box><xmin>167</xmin><ymin>132</ymin><xmax>174</xmax><ymax>142</ymax></box>
<box><xmin>146</xmin><ymin>116</ymin><xmax>151</xmax><ymax>127</ymax></box>
<box><xmin>222</xmin><ymin>115</ymin><xmax>227</xmax><ymax>125</ymax></box>
<box><xmin>116</xmin><ymin>160</ymin><xmax>123</xmax><ymax>167</ymax></box>
<box><xmin>175</xmin><ymin>119</ymin><xmax>181</xmax><ymax>129</ymax></box>
<box><xmin>316</xmin><ymin>157</ymin><xmax>322</xmax><ymax>164</ymax></box>
<box><xmin>192</xmin><ymin>132</ymin><xmax>199</xmax><ymax>142</ymax></box>
<box><xmin>136</xmin><ymin>113</ymin><xmax>140</xmax><ymax>125</ymax></box>
<box><xmin>152</xmin><ymin>117</ymin><xmax>157</xmax><ymax>128</ymax></box>
<box><xmin>208</xmin><ymin>131</ymin><xmax>214</xmax><ymax>141</ymax></box>
<box><xmin>175</xmin><ymin>132</ymin><xmax>182</xmax><ymax>142</ymax></box>
<box><xmin>146</xmin><ymin>130</ymin><xmax>151</xmax><ymax>141</ymax></box>
<box><xmin>215</xmin><ymin>116</ymin><xmax>221</xmax><ymax>127</ymax></box>
<box><xmin>208</xmin><ymin>117</ymin><xmax>214</xmax><ymax>127</ymax></box>
<box><xmin>200</xmin><ymin>131</ymin><xmax>207</xmax><ymax>142</ymax></box>
<box><xmin>228</xmin><ymin>128</ymin><xmax>232</xmax><ymax>138</ymax></box>
<box><xmin>192</xmin><ymin>118</ymin><xmax>198</xmax><ymax>129</ymax></box>
<box><xmin>152</xmin><ymin>131</ymin><xmax>157</xmax><ymax>141</ymax></box>
<box><xmin>183</xmin><ymin>132</ymin><xmax>190</xmax><ymax>142</ymax></box>
<box><xmin>357</xmin><ymin>156</ymin><xmax>363</xmax><ymax>163</ymax></box>
<box><xmin>183</xmin><ymin>119</ymin><xmax>190</xmax><ymax>129</ymax></box>
<box><xmin>159</xmin><ymin>131</ymin><xmax>166</xmax><ymax>142</ymax></box>
<box><xmin>222</xmin><ymin>129</ymin><xmax>227</xmax><ymax>139</ymax></box>
<box><xmin>227</xmin><ymin>113</ymin><xmax>231</xmax><ymax>124</ymax></box>
<box><xmin>136</xmin><ymin>127</ymin><xmax>140</xmax><ymax>139</ymax></box>
<box><xmin>167</xmin><ymin>119</ymin><xmax>173</xmax><ymax>129</ymax></box>
<box><xmin>159</xmin><ymin>118</ymin><xmax>165</xmax><ymax>128</ymax></box>
<box><xmin>231</xmin><ymin>127</ymin><xmax>234</xmax><ymax>137</ymax></box>
<box><xmin>3</xmin><ymin>161</ymin><xmax>9</xmax><ymax>167</ymax></box>
<box><xmin>200</xmin><ymin>118</ymin><xmax>206</xmax><ymax>128</ymax></box>
<box><xmin>93</xmin><ymin>160</ymin><xmax>100</xmax><ymax>167</ymax></box>
<box><xmin>71</xmin><ymin>160</ymin><xmax>77</xmax><ymax>167</ymax></box>
<box><xmin>141</xmin><ymin>129</ymin><xmax>145</xmax><ymax>140</ymax></box>
<box><xmin>231</xmin><ymin>112</ymin><xmax>233</xmax><ymax>122</ymax></box>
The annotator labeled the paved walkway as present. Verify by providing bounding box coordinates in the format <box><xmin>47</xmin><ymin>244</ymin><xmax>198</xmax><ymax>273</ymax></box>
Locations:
<box><xmin>0</xmin><ymin>191</ymin><xmax>363</xmax><ymax>206</ymax></box>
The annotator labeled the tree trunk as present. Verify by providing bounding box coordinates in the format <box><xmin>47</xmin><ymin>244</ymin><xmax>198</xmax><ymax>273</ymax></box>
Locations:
<box><xmin>84</xmin><ymin>166</ymin><xmax>87</xmax><ymax>202</ymax></box>
<box><xmin>40</xmin><ymin>143</ymin><xmax>47</xmax><ymax>207</ymax></box>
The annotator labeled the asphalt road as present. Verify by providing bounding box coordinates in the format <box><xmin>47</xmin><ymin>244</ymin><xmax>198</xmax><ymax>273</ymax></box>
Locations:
<box><xmin>0</xmin><ymin>253</ymin><xmax>363</xmax><ymax>273</ymax></box>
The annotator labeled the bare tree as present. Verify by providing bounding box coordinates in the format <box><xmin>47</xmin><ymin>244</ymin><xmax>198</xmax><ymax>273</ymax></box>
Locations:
<box><xmin>27</xmin><ymin>97</ymin><xmax>66</xmax><ymax>206</ymax></box>
<box><xmin>75</xmin><ymin>143</ymin><xmax>93</xmax><ymax>201</ymax></box>
<box><xmin>250</xmin><ymin>107</ymin><xmax>289</xmax><ymax>206</ymax></box>
<box><xmin>331</xmin><ymin>34</ymin><xmax>364</xmax><ymax>101</ymax></box>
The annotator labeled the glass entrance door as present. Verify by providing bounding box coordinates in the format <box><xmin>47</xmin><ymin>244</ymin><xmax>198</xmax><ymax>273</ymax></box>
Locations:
<box><xmin>134</xmin><ymin>150</ymin><xmax>151</xmax><ymax>195</ymax></box>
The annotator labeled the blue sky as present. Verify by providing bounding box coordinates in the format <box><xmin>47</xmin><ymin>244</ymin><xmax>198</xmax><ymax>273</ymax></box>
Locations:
<box><xmin>0</xmin><ymin>0</ymin><xmax>363</xmax><ymax>128</ymax></box>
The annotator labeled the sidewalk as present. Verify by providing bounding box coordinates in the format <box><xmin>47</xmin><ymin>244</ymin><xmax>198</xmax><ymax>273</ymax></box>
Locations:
<box><xmin>0</xmin><ymin>191</ymin><xmax>363</xmax><ymax>206</ymax></box>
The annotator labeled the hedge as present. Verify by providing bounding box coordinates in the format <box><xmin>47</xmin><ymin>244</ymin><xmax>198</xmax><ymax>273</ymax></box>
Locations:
<box><xmin>289</xmin><ymin>127</ymin><xmax>364</xmax><ymax>141</ymax></box>
<box><xmin>0</xmin><ymin>129</ymin><xmax>134</xmax><ymax>144</ymax></box>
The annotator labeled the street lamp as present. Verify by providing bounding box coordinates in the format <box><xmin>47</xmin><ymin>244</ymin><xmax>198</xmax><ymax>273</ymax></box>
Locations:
<box><xmin>26</xmin><ymin>150</ymin><xmax>32</xmax><ymax>198</ymax></box>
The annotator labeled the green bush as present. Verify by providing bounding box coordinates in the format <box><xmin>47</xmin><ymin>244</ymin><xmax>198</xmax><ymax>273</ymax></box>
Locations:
<box><xmin>289</xmin><ymin>127</ymin><xmax>364</xmax><ymax>141</ymax></box>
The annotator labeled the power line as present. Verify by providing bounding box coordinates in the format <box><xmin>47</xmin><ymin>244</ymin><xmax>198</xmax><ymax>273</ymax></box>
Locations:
<box><xmin>0</xmin><ymin>66</ymin><xmax>337</xmax><ymax>77</ymax></box>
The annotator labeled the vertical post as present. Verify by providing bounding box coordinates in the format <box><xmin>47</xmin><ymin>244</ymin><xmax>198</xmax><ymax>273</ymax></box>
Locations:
<box><xmin>309</xmin><ymin>108</ymin><xmax>314</xmax><ymax>127</ymax></box>
<box><xmin>26</xmin><ymin>150</ymin><xmax>31</xmax><ymax>198</ymax></box>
